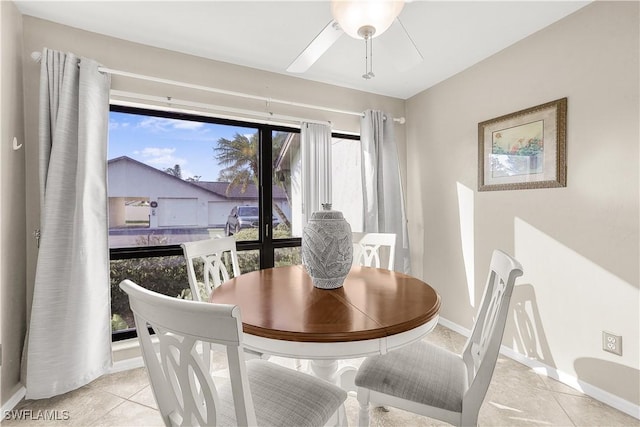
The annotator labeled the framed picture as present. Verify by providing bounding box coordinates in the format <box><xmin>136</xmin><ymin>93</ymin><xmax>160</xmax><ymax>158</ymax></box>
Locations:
<box><xmin>478</xmin><ymin>97</ymin><xmax>567</xmax><ymax>191</ymax></box>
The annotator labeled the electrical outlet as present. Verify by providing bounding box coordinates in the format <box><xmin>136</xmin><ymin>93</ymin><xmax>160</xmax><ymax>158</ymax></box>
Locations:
<box><xmin>602</xmin><ymin>331</ymin><xmax>622</xmax><ymax>356</ymax></box>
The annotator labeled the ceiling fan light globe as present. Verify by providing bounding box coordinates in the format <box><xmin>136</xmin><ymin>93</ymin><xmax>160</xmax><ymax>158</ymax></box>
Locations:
<box><xmin>331</xmin><ymin>0</ymin><xmax>404</xmax><ymax>40</ymax></box>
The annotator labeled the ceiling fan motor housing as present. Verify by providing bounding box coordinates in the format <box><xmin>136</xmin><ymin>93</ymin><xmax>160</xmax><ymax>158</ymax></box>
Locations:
<box><xmin>357</xmin><ymin>25</ymin><xmax>376</xmax><ymax>39</ymax></box>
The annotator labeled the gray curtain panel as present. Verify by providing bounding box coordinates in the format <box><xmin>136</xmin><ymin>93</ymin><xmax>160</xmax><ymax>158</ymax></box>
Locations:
<box><xmin>301</xmin><ymin>122</ymin><xmax>333</xmax><ymax>224</ymax></box>
<box><xmin>360</xmin><ymin>110</ymin><xmax>411</xmax><ymax>274</ymax></box>
<box><xmin>25</xmin><ymin>48</ymin><xmax>112</xmax><ymax>399</ymax></box>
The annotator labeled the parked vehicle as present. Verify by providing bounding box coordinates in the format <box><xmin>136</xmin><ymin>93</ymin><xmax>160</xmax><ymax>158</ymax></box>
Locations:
<box><xmin>225</xmin><ymin>205</ymin><xmax>280</xmax><ymax>236</ymax></box>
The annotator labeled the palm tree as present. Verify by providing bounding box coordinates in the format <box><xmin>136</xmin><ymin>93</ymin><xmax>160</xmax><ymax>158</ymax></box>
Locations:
<box><xmin>214</xmin><ymin>133</ymin><xmax>259</xmax><ymax>193</ymax></box>
<box><xmin>214</xmin><ymin>132</ymin><xmax>291</xmax><ymax>228</ymax></box>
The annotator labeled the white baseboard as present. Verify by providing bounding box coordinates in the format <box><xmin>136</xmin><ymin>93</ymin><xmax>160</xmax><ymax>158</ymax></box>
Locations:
<box><xmin>437</xmin><ymin>317</ymin><xmax>472</xmax><ymax>337</ymax></box>
<box><xmin>437</xmin><ymin>317</ymin><xmax>640</xmax><ymax>420</ymax></box>
<box><xmin>110</xmin><ymin>337</ymin><xmax>149</xmax><ymax>374</ymax></box>
<box><xmin>1</xmin><ymin>385</ymin><xmax>26</xmax><ymax>414</ymax></box>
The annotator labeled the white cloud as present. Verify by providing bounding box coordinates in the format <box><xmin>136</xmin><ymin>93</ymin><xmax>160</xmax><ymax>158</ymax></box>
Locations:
<box><xmin>136</xmin><ymin>147</ymin><xmax>175</xmax><ymax>157</ymax></box>
<box><xmin>137</xmin><ymin>117</ymin><xmax>205</xmax><ymax>132</ymax></box>
<box><xmin>109</xmin><ymin>120</ymin><xmax>129</xmax><ymax>130</ymax></box>
<box><xmin>173</xmin><ymin>121</ymin><xmax>205</xmax><ymax>130</ymax></box>
<box><xmin>135</xmin><ymin>147</ymin><xmax>187</xmax><ymax>169</ymax></box>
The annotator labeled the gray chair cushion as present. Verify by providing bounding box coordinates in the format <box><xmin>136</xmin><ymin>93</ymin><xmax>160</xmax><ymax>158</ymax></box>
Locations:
<box><xmin>219</xmin><ymin>359</ymin><xmax>347</xmax><ymax>426</ymax></box>
<box><xmin>355</xmin><ymin>341</ymin><xmax>467</xmax><ymax>412</ymax></box>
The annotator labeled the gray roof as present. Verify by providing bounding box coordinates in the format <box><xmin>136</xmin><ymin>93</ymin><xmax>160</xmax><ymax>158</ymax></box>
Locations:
<box><xmin>192</xmin><ymin>181</ymin><xmax>287</xmax><ymax>200</ymax></box>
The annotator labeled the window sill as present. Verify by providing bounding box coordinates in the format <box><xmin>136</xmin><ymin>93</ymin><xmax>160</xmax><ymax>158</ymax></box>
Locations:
<box><xmin>110</xmin><ymin>337</ymin><xmax>147</xmax><ymax>373</ymax></box>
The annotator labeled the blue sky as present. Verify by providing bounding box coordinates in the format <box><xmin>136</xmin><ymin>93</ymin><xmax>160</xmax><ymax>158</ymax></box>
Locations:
<box><xmin>108</xmin><ymin>111</ymin><xmax>255</xmax><ymax>181</ymax></box>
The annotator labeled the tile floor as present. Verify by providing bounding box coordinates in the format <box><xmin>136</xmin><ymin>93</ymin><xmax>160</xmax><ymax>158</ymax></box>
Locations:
<box><xmin>4</xmin><ymin>325</ymin><xmax>638</xmax><ymax>426</ymax></box>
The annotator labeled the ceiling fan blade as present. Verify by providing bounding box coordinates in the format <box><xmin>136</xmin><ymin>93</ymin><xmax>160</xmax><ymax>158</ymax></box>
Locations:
<box><xmin>377</xmin><ymin>18</ymin><xmax>423</xmax><ymax>72</ymax></box>
<box><xmin>287</xmin><ymin>20</ymin><xmax>343</xmax><ymax>73</ymax></box>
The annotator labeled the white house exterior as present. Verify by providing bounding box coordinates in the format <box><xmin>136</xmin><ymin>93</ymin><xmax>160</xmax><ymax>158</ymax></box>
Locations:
<box><xmin>108</xmin><ymin>156</ymin><xmax>290</xmax><ymax>229</ymax></box>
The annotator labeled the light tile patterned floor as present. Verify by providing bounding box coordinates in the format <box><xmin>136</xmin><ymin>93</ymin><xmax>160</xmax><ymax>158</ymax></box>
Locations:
<box><xmin>4</xmin><ymin>325</ymin><xmax>638</xmax><ymax>426</ymax></box>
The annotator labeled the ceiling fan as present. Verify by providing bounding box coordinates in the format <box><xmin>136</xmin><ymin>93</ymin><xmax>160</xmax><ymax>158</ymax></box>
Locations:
<box><xmin>287</xmin><ymin>0</ymin><xmax>423</xmax><ymax>79</ymax></box>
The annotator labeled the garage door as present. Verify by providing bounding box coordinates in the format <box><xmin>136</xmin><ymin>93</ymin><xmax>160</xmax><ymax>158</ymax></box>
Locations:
<box><xmin>158</xmin><ymin>198</ymin><xmax>197</xmax><ymax>226</ymax></box>
<box><xmin>208</xmin><ymin>202</ymin><xmax>232</xmax><ymax>226</ymax></box>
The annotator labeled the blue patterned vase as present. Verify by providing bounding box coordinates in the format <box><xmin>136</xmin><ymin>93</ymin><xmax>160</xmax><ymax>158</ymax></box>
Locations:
<box><xmin>302</xmin><ymin>203</ymin><xmax>353</xmax><ymax>289</ymax></box>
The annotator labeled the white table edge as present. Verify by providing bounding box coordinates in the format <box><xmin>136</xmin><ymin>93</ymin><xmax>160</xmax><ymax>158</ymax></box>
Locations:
<box><xmin>242</xmin><ymin>315</ymin><xmax>439</xmax><ymax>360</ymax></box>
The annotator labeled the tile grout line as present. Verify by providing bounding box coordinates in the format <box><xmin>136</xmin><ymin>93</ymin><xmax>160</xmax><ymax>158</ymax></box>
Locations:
<box><xmin>86</xmin><ymin>398</ymin><xmax>129</xmax><ymax>427</ymax></box>
<box><xmin>548</xmin><ymin>386</ymin><xmax>579</xmax><ymax>427</ymax></box>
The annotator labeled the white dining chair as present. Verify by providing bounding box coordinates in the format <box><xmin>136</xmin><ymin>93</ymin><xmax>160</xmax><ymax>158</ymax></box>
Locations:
<box><xmin>352</xmin><ymin>232</ymin><xmax>397</xmax><ymax>270</ymax></box>
<box><xmin>181</xmin><ymin>237</ymin><xmax>240</xmax><ymax>302</ymax></box>
<box><xmin>120</xmin><ymin>279</ymin><xmax>347</xmax><ymax>427</ymax></box>
<box><xmin>182</xmin><ymin>237</ymin><xmax>268</xmax><ymax>364</ymax></box>
<box><xmin>355</xmin><ymin>249</ymin><xmax>523</xmax><ymax>427</ymax></box>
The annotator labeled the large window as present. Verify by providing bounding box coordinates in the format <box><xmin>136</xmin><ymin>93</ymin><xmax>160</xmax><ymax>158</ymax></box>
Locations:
<box><xmin>108</xmin><ymin>106</ymin><xmax>360</xmax><ymax>339</ymax></box>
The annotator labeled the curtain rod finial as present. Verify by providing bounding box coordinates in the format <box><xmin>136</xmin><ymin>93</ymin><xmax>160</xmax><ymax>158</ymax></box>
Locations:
<box><xmin>31</xmin><ymin>51</ymin><xmax>42</xmax><ymax>63</ymax></box>
<box><xmin>394</xmin><ymin>117</ymin><xmax>406</xmax><ymax>125</ymax></box>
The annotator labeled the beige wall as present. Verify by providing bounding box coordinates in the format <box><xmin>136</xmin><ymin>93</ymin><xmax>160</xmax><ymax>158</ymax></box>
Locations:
<box><xmin>406</xmin><ymin>1</ymin><xmax>639</xmax><ymax>408</ymax></box>
<box><xmin>1</xmin><ymin>0</ymin><xmax>27</xmax><ymax>407</ymax></box>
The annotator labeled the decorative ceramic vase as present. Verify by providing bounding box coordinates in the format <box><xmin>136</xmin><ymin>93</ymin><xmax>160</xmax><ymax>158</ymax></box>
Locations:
<box><xmin>302</xmin><ymin>203</ymin><xmax>353</xmax><ymax>289</ymax></box>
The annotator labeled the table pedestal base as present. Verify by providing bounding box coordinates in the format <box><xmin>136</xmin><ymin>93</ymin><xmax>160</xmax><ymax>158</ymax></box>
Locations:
<box><xmin>309</xmin><ymin>359</ymin><xmax>339</xmax><ymax>384</ymax></box>
<box><xmin>308</xmin><ymin>359</ymin><xmax>357</xmax><ymax>426</ymax></box>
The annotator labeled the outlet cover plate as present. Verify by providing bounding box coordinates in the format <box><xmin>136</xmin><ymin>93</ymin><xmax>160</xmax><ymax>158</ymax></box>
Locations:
<box><xmin>603</xmin><ymin>331</ymin><xmax>622</xmax><ymax>356</ymax></box>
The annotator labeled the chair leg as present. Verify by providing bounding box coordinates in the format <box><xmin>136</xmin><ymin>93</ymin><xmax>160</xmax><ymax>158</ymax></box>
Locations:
<box><xmin>357</xmin><ymin>388</ymin><xmax>371</xmax><ymax>427</ymax></box>
<box><xmin>460</xmin><ymin>409</ymin><xmax>478</xmax><ymax>427</ymax></box>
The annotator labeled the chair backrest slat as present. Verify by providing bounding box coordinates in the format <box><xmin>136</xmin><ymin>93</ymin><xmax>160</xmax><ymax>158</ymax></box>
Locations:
<box><xmin>352</xmin><ymin>232</ymin><xmax>397</xmax><ymax>270</ymax></box>
<box><xmin>181</xmin><ymin>237</ymin><xmax>241</xmax><ymax>302</ymax></box>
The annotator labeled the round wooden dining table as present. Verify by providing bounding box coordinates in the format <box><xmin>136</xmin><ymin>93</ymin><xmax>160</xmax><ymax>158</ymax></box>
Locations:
<box><xmin>210</xmin><ymin>264</ymin><xmax>441</xmax><ymax>387</ymax></box>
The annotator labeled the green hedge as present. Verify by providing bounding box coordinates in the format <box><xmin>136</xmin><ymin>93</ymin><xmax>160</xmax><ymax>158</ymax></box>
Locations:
<box><xmin>110</xmin><ymin>255</ymin><xmax>190</xmax><ymax>331</ymax></box>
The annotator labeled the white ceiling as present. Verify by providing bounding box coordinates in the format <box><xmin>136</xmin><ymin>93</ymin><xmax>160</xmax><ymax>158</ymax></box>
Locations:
<box><xmin>15</xmin><ymin>1</ymin><xmax>590</xmax><ymax>99</ymax></box>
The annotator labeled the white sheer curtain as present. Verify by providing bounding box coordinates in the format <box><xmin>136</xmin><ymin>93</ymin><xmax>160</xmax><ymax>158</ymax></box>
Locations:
<box><xmin>360</xmin><ymin>110</ymin><xmax>411</xmax><ymax>274</ymax></box>
<box><xmin>301</xmin><ymin>122</ymin><xmax>332</xmax><ymax>224</ymax></box>
<box><xmin>24</xmin><ymin>49</ymin><xmax>112</xmax><ymax>399</ymax></box>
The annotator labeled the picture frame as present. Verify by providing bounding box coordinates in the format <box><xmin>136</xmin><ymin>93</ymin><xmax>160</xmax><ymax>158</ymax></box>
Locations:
<box><xmin>478</xmin><ymin>97</ymin><xmax>567</xmax><ymax>191</ymax></box>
